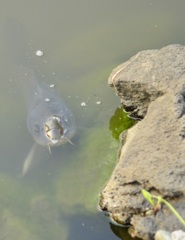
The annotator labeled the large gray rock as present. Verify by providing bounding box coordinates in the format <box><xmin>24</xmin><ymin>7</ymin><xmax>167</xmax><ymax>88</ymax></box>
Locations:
<box><xmin>100</xmin><ymin>45</ymin><xmax>185</xmax><ymax>239</ymax></box>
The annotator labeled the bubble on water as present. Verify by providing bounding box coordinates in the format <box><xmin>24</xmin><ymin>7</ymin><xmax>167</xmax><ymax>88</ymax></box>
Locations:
<box><xmin>53</xmin><ymin>116</ymin><xmax>61</xmax><ymax>122</ymax></box>
<box><xmin>50</xmin><ymin>84</ymin><xmax>55</xmax><ymax>88</ymax></box>
<box><xmin>36</xmin><ymin>50</ymin><xmax>44</xmax><ymax>56</ymax></box>
<box><xmin>81</xmin><ymin>102</ymin><xmax>87</xmax><ymax>107</ymax></box>
<box><xmin>45</xmin><ymin>98</ymin><xmax>50</xmax><ymax>102</ymax></box>
<box><xmin>96</xmin><ymin>101</ymin><xmax>101</xmax><ymax>105</ymax></box>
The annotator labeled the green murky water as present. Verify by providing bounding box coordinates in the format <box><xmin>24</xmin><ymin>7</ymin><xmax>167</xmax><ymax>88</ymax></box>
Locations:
<box><xmin>0</xmin><ymin>0</ymin><xmax>185</xmax><ymax>239</ymax></box>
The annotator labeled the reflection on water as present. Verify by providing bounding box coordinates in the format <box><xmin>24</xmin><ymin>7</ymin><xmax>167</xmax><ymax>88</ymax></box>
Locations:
<box><xmin>0</xmin><ymin>0</ymin><xmax>184</xmax><ymax>239</ymax></box>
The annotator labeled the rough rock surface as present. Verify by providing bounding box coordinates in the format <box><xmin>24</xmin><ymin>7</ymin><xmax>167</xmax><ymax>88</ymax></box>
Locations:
<box><xmin>100</xmin><ymin>45</ymin><xmax>185</xmax><ymax>240</ymax></box>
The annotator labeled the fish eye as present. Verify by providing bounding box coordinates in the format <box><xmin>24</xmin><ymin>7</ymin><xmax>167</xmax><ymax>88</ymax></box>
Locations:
<box><xmin>34</xmin><ymin>124</ymin><xmax>40</xmax><ymax>134</ymax></box>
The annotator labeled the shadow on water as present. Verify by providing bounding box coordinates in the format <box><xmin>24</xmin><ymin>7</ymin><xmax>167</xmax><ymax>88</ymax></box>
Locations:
<box><xmin>65</xmin><ymin>209</ymin><xmax>141</xmax><ymax>240</ymax></box>
<box><xmin>110</xmin><ymin>223</ymin><xmax>141</xmax><ymax>240</ymax></box>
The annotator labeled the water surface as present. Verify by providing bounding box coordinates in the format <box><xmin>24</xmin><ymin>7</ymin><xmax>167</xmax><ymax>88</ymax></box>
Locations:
<box><xmin>0</xmin><ymin>0</ymin><xmax>185</xmax><ymax>239</ymax></box>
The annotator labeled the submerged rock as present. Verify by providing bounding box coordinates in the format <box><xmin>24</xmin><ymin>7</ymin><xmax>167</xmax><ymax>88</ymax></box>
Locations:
<box><xmin>100</xmin><ymin>45</ymin><xmax>185</xmax><ymax>239</ymax></box>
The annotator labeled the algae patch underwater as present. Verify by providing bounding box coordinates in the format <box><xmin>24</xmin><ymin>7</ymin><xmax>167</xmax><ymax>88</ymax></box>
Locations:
<box><xmin>55</xmin><ymin>124</ymin><xmax>119</xmax><ymax>214</ymax></box>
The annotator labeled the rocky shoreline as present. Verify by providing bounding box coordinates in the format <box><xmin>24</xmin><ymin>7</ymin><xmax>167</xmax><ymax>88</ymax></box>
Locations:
<box><xmin>100</xmin><ymin>45</ymin><xmax>185</xmax><ymax>240</ymax></box>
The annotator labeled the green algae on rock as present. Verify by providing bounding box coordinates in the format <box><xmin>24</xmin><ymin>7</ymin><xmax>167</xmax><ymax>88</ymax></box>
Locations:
<box><xmin>109</xmin><ymin>107</ymin><xmax>135</xmax><ymax>140</ymax></box>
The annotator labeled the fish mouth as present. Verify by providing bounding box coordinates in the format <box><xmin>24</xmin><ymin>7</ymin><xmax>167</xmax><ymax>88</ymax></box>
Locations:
<box><xmin>44</xmin><ymin>115</ymin><xmax>75</xmax><ymax>146</ymax></box>
<box><xmin>44</xmin><ymin>115</ymin><xmax>64</xmax><ymax>141</ymax></box>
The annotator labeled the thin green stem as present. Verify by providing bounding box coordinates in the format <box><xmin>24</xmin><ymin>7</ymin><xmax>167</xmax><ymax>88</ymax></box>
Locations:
<box><xmin>162</xmin><ymin>198</ymin><xmax>185</xmax><ymax>226</ymax></box>
<box><xmin>151</xmin><ymin>194</ymin><xmax>185</xmax><ymax>227</ymax></box>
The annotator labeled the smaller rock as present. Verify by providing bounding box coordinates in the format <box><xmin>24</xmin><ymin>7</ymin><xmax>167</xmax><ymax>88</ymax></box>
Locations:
<box><xmin>155</xmin><ymin>230</ymin><xmax>171</xmax><ymax>240</ymax></box>
<box><xmin>155</xmin><ymin>230</ymin><xmax>185</xmax><ymax>240</ymax></box>
<box><xmin>171</xmin><ymin>230</ymin><xmax>185</xmax><ymax>240</ymax></box>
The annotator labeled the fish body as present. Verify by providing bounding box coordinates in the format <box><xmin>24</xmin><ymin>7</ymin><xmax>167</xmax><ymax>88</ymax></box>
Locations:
<box><xmin>22</xmin><ymin>143</ymin><xmax>37</xmax><ymax>176</ymax></box>
<box><xmin>20</xmin><ymin>68</ymin><xmax>76</xmax><ymax>176</ymax></box>
<box><xmin>24</xmin><ymin>69</ymin><xmax>76</xmax><ymax>148</ymax></box>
